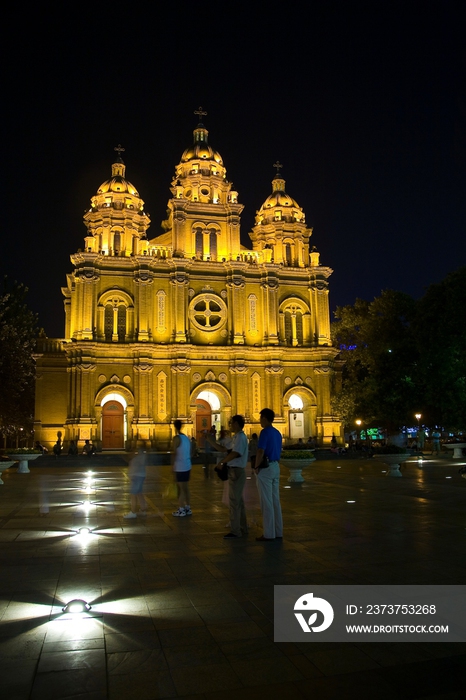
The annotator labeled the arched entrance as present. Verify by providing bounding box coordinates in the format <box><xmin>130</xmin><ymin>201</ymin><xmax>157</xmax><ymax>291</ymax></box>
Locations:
<box><xmin>195</xmin><ymin>399</ymin><xmax>212</xmax><ymax>448</ymax></box>
<box><xmin>102</xmin><ymin>399</ymin><xmax>125</xmax><ymax>449</ymax></box>
<box><xmin>195</xmin><ymin>390</ymin><xmax>221</xmax><ymax>447</ymax></box>
<box><xmin>288</xmin><ymin>394</ymin><xmax>304</xmax><ymax>440</ymax></box>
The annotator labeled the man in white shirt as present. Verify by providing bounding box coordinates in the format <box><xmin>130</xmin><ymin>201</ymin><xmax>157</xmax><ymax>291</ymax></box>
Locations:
<box><xmin>206</xmin><ymin>414</ymin><xmax>248</xmax><ymax>539</ymax></box>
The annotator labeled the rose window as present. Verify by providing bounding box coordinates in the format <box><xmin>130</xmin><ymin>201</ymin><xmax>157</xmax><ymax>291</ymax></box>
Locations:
<box><xmin>189</xmin><ymin>294</ymin><xmax>227</xmax><ymax>332</ymax></box>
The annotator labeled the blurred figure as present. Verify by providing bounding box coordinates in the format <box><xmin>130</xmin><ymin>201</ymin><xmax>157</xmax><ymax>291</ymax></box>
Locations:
<box><xmin>124</xmin><ymin>448</ymin><xmax>148</xmax><ymax>518</ymax></box>
<box><xmin>52</xmin><ymin>439</ymin><xmax>62</xmax><ymax>458</ymax></box>
<box><xmin>190</xmin><ymin>436</ymin><xmax>199</xmax><ymax>460</ymax></box>
<box><xmin>431</xmin><ymin>429</ymin><xmax>441</xmax><ymax>456</ymax></box>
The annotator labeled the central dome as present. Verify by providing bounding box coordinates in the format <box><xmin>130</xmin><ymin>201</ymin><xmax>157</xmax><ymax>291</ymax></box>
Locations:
<box><xmin>181</xmin><ymin>125</ymin><xmax>223</xmax><ymax>165</ymax></box>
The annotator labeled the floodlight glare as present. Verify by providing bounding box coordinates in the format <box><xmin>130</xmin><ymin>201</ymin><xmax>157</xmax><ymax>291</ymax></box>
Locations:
<box><xmin>62</xmin><ymin>599</ymin><xmax>91</xmax><ymax>613</ymax></box>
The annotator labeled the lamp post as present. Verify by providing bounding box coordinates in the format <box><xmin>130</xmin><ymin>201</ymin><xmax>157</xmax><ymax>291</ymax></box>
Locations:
<box><xmin>356</xmin><ymin>419</ymin><xmax>362</xmax><ymax>441</ymax></box>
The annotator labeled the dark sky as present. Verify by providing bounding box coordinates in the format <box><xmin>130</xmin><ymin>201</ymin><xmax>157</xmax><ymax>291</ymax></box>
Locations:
<box><xmin>3</xmin><ymin>4</ymin><xmax>465</xmax><ymax>337</ymax></box>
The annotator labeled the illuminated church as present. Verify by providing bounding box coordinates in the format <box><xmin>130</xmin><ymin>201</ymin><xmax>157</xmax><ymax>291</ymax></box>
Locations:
<box><xmin>34</xmin><ymin>115</ymin><xmax>342</xmax><ymax>450</ymax></box>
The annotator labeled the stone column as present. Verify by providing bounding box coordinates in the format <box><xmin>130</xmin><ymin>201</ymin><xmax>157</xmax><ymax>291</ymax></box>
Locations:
<box><xmin>81</xmin><ymin>271</ymin><xmax>98</xmax><ymax>340</ymax></box>
<box><xmin>229</xmin><ymin>363</ymin><xmax>249</xmax><ymax>415</ymax></box>
<box><xmin>227</xmin><ymin>274</ymin><xmax>245</xmax><ymax>345</ymax></box>
<box><xmin>171</xmin><ymin>362</ymin><xmax>191</xmax><ymax>417</ymax></box>
<box><xmin>135</xmin><ymin>269</ymin><xmax>153</xmax><ymax>342</ymax></box>
<box><xmin>170</xmin><ymin>272</ymin><xmax>188</xmax><ymax>343</ymax></box>
<box><xmin>265</xmin><ymin>364</ymin><xmax>284</xmax><ymax>417</ymax></box>
<box><xmin>261</xmin><ymin>278</ymin><xmax>279</xmax><ymax>344</ymax></box>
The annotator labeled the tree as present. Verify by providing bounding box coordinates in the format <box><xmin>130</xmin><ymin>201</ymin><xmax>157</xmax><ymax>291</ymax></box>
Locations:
<box><xmin>331</xmin><ymin>290</ymin><xmax>419</xmax><ymax>431</ymax></box>
<box><xmin>411</xmin><ymin>267</ymin><xmax>466</xmax><ymax>430</ymax></box>
<box><xmin>0</xmin><ymin>277</ymin><xmax>38</xmax><ymax>443</ymax></box>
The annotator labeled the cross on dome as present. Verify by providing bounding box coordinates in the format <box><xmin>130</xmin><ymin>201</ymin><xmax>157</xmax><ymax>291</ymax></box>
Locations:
<box><xmin>273</xmin><ymin>161</ymin><xmax>283</xmax><ymax>175</ymax></box>
<box><xmin>194</xmin><ymin>106</ymin><xmax>207</xmax><ymax>123</ymax></box>
<box><xmin>114</xmin><ymin>144</ymin><xmax>125</xmax><ymax>158</ymax></box>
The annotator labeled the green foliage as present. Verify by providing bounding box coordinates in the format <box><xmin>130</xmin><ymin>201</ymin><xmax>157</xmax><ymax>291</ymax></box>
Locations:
<box><xmin>411</xmin><ymin>267</ymin><xmax>466</xmax><ymax>430</ymax></box>
<box><xmin>0</xmin><ymin>447</ymin><xmax>41</xmax><ymax>454</ymax></box>
<box><xmin>332</xmin><ymin>270</ymin><xmax>466</xmax><ymax>431</ymax></box>
<box><xmin>0</xmin><ymin>277</ymin><xmax>38</xmax><ymax>435</ymax></box>
<box><xmin>332</xmin><ymin>290</ymin><xmax>418</xmax><ymax>430</ymax></box>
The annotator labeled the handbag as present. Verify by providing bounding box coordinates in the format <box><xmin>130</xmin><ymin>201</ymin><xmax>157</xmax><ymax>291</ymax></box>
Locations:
<box><xmin>214</xmin><ymin>462</ymin><xmax>229</xmax><ymax>481</ymax></box>
<box><xmin>255</xmin><ymin>454</ymin><xmax>269</xmax><ymax>471</ymax></box>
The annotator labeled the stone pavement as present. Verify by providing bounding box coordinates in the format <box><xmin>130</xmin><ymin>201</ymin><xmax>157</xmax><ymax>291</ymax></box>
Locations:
<box><xmin>0</xmin><ymin>454</ymin><xmax>465</xmax><ymax>700</ymax></box>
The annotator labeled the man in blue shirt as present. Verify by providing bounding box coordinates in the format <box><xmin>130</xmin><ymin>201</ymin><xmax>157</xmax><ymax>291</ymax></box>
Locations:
<box><xmin>254</xmin><ymin>408</ymin><xmax>283</xmax><ymax>541</ymax></box>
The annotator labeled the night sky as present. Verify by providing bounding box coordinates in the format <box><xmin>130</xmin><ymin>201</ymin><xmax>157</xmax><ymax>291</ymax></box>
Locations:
<box><xmin>3</xmin><ymin>4</ymin><xmax>465</xmax><ymax>338</ymax></box>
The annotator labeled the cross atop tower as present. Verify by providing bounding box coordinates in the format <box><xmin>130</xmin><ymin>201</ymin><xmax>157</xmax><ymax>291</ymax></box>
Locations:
<box><xmin>273</xmin><ymin>160</ymin><xmax>283</xmax><ymax>175</ymax></box>
<box><xmin>114</xmin><ymin>144</ymin><xmax>125</xmax><ymax>158</ymax></box>
<box><xmin>194</xmin><ymin>106</ymin><xmax>207</xmax><ymax>123</ymax></box>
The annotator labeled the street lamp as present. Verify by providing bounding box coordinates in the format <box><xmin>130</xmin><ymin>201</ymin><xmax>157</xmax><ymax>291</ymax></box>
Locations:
<box><xmin>356</xmin><ymin>419</ymin><xmax>362</xmax><ymax>440</ymax></box>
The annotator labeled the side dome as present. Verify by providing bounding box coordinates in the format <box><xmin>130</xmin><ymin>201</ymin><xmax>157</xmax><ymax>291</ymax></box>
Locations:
<box><xmin>181</xmin><ymin>125</ymin><xmax>223</xmax><ymax>165</ymax></box>
<box><xmin>255</xmin><ymin>174</ymin><xmax>305</xmax><ymax>225</ymax></box>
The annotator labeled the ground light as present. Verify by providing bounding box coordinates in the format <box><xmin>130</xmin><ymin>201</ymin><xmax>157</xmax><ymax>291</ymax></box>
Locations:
<box><xmin>62</xmin><ymin>599</ymin><xmax>91</xmax><ymax>613</ymax></box>
<box><xmin>76</xmin><ymin>527</ymin><xmax>91</xmax><ymax>537</ymax></box>
<box><xmin>347</xmin><ymin>500</ymin><xmax>356</xmax><ymax>503</ymax></box>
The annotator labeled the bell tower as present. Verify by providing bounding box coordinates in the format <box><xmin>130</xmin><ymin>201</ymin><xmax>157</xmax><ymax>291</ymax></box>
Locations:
<box><xmin>157</xmin><ymin>109</ymin><xmax>244</xmax><ymax>260</ymax></box>
<box><xmin>249</xmin><ymin>162</ymin><xmax>312</xmax><ymax>266</ymax></box>
<box><xmin>82</xmin><ymin>145</ymin><xmax>151</xmax><ymax>258</ymax></box>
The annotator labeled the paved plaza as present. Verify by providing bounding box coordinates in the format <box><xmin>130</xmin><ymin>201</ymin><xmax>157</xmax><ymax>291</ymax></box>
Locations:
<box><xmin>0</xmin><ymin>454</ymin><xmax>465</xmax><ymax>700</ymax></box>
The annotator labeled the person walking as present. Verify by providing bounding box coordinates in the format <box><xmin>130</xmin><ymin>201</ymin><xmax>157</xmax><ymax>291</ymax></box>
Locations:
<box><xmin>431</xmin><ymin>429</ymin><xmax>441</xmax><ymax>456</ymax></box>
<box><xmin>206</xmin><ymin>415</ymin><xmax>248</xmax><ymax>539</ymax></box>
<box><xmin>254</xmin><ymin>408</ymin><xmax>283</xmax><ymax>541</ymax></box>
<box><xmin>171</xmin><ymin>420</ymin><xmax>192</xmax><ymax>517</ymax></box>
<box><xmin>124</xmin><ymin>448</ymin><xmax>148</xmax><ymax>518</ymax></box>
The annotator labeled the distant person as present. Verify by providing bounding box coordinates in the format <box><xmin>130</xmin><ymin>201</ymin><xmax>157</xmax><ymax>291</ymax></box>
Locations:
<box><xmin>124</xmin><ymin>448</ymin><xmax>148</xmax><ymax>518</ymax></box>
<box><xmin>418</xmin><ymin>429</ymin><xmax>426</xmax><ymax>450</ymax></box>
<box><xmin>52</xmin><ymin>439</ymin><xmax>62</xmax><ymax>458</ymax></box>
<box><xmin>82</xmin><ymin>439</ymin><xmax>96</xmax><ymax>458</ymax></box>
<box><xmin>190</xmin><ymin>436</ymin><xmax>199</xmax><ymax>460</ymax></box>
<box><xmin>254</xmin><ymin>408</ymin><xmax>283</xmax><ymax>541</ymax></box>
<box><xmin>431</xmin><ymin>429</ymin><xmax>441</xmax><ymax>456</ymax></box>
<box><xmin>171</xmin><ymin>420</ymin><xmax>192</xmax><ymax>517</ymax></box>
<box><xmin>203</xmin><ymin>424</ymin><xmax>217</xmax><ymax>479</ymax></box>
<box><xmin>35</xmin><ymin>441</ymin><xmax>47</xmax><ymax>454</ymax></box>
<box><xmin>68</xmin><ymin>440</ymin><xmax>78</xmax><ymax>456</ymax></box>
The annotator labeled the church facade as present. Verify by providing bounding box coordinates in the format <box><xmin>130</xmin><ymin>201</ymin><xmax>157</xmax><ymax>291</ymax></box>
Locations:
<box><xmin>34</xmin><ymin>120</ymin><xmax>342</xmax><ymax>450</ymax></box>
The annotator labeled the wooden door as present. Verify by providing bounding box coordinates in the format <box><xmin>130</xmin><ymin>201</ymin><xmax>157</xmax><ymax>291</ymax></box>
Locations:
<box><xmin>196</xmin><ymin>399</ymin><xmax>212</xmax><ymax>448</ymax></box>
<box><xmin>102</xmin><ymin>401</ymin><xmax>124</xmax><ymax>449</ymax></box>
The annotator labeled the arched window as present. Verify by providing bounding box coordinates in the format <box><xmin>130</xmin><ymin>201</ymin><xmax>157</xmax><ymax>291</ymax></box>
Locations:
<box><xmin>284</xmin><ymin>309</ymin><xmax>303</xmax><ymax>345</ymax></box>
<box><xmin>209</xmin><ymin>230</ymin><xmax>217</xmax><ymax>260</ymax></box>
<box><xmin>117</xmin><ymin>305</ymin><xmax>126</xmax><ymax>341</ymax></box>
<box><xmin>113</xmin><ymin>232</ymin><xmax>121</xmax><ymax>253</ymax></box>
<box><xmin>285</xmin><ymin>243</ymin><xmax>292</xmax><ymax>266</ymax></box>
<box><xmin>104</xmin><ymin>304</ymin><xmax>113</xmax><ymax>342</ymax></box>
<box><xmin>104</xmin><ymin>301</ymin><xmax>127</xmax><ymax>342</ymax></box>
<box><xmin>195</xmin><ymin>229</ymin><xmax>203</xmax><ymax>258</ymax></box>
